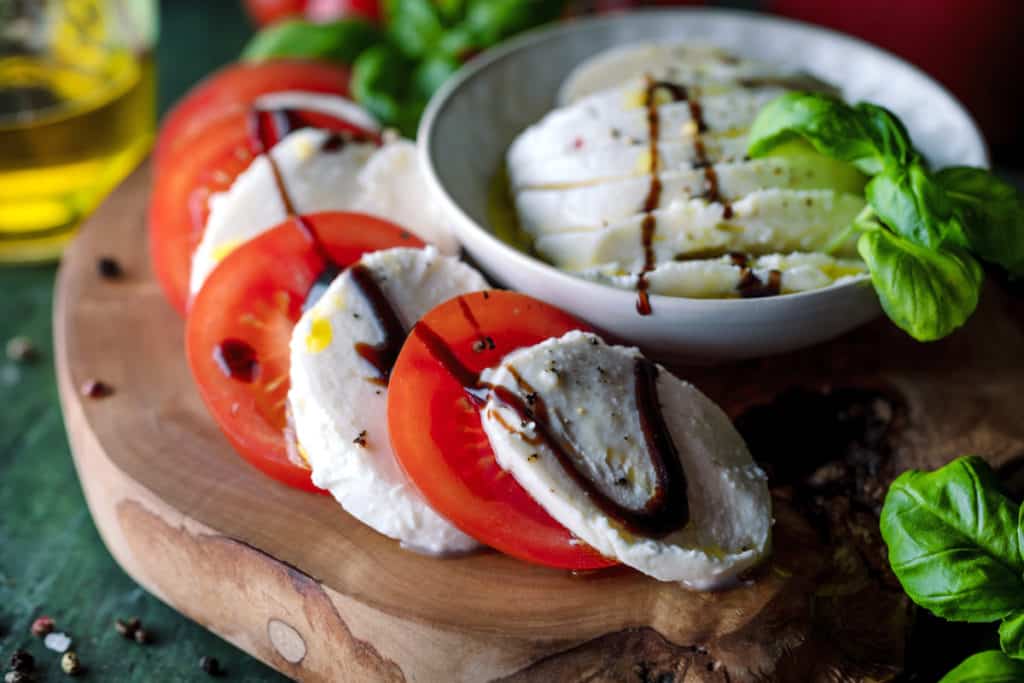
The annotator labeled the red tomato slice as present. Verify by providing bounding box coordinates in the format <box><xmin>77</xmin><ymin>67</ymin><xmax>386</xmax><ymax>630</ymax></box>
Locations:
<box><xmin>388</xmin><ymin>291</ymin><xmax>618</xmax><ymax>570</ymax></box>
<box><xmin>149</xmin><ymin>100</ymin><xmax>378</xmax><ymax>315</ymax></box>
<box><xmin>186</xmin><ymin>212</ymin><xmax>423</xmax><ymax>491</ymax></box>
<box><xmin>154</xmin><ymin>60</ymin><xmax>352</xmax><ymax>172</ymax></box>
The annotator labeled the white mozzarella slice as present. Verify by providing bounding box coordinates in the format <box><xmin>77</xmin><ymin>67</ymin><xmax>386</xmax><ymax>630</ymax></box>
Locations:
<box><xmin>508</xmin><ymin>136</ymin><xmax>750</xmax><ymax>190</ymax></box>
<box><xmin>559</xmin><ymin>42</ymin><xmax>810</xmax><ymax>104</ymax></box>
<box><xmin>479</xmin><ymin>330</ymin><xmax>771</xmax><ymax>588</ymax></box>
<box><xmin>348</xmin><ymin>139</ymin><xmax>459</xmax><ymax>255</ymax></box>
<box><xmin>514</xmin><ymin>155</ymin><xmax>865</xmax><ymax>235</ymax></box>
<box><xmin>191</xmin><ymin>128</ymin><xmax>377</xmax><ymax>295</ymax></box>
<box><xmin>579</xmin><ymin>252</ymin><xmax>867</xmax><ymax>299</ymax></box>
<box><xmin>253</xmin><ymin>90</ymin><xmax>381</xmax><ymax>133</ymax></box>
<box><xmin>534</xmin><ymin>189</ymin><xmax>864</xmax><ymax>271</ymax></box>
<box><xmin>508</xmin><ymin>84</ymin><xmax>784</xmax><ymax>171</ymax></box>
<box><xmin>190</xmin><ymin>130</ymin><xmax>458</xmax><ymax>296</ymax></box>
<box><xmin>289</xmin><ymin>246</ymin><xmax>488</xmax><ymax>555</ymax></box>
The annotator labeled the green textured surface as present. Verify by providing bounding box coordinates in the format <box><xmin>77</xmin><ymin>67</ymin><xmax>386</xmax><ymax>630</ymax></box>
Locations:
<box><xmin>0</xmin><ymin>1</ymin><xmax>287</xmax><ymax>680</ymax></box>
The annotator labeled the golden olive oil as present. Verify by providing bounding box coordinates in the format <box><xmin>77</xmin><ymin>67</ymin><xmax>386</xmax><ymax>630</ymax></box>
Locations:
<box><xmin>0</xmin><ymin>50</ymin><xmax>155</xmax><ymax>261</ymax></box>
<box><xmin>486</xmin><ymin>165</ymin><xmax>534</xmax><ymax>253</ymax></box>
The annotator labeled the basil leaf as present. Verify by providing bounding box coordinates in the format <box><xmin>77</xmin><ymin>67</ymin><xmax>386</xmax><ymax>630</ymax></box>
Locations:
<box><xmin>1000</xmin><ymin>611</ymin><xmax>1024</xmax><ymax>660</ymax></box>
<box><xmin>940</xmin><ymin>651</ymin><xmax>1024</xmax><ymax>682</ymax></box>
<box><xmin>386</xmin><ymin>0</ymin><xmax>446</xmax><ymax>58</ymax></box>
<box><xmin>855</xmin><ymin>101</ymin><xmax>914</xmax><ymax>168</ymax></box>
<box><xmin>412</xmin><ymin>53</ymin><xmax>459</xmax><ymax>101</ymax></box>
<box><xmin>935</xmin><ymin>166</ymin><xmax>1024</xmax><ymax>276</ymax></box>
<box><xmin>880</xmin><ymin>456</ymin><xmax>1024</xmax><ymax>622</ymax></box>
<box><xmin>747</xmin><ymin>92</ymin><xmax>911</xmax><ymax>175</ymax></box>
<box><xmin>867</xmin><ymin>161</ymin><xmax>961</xmax><ymax>249</ymax></box>
<box><xmin>462</xmin><ymin>0</ymin><xmax>565</xmax><ymax>47</ymax></box>
<box><xmin>241</xmin><ymin>19</ymin><xmax>384</xmax><ymax>64</ymax></box>
<box><xmin>351</xmin><ymin>43</ymin><xmax>412</xmax><ymax>134</ymax></box>
<box><xmin>858</xmin><ymin>229</ymin><xmax>981</xmax><ymax>341</ymax></box>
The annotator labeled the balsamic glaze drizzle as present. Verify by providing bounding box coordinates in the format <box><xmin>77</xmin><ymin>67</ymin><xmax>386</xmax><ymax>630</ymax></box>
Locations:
<box><xmin>634</xmin><ymin>78</ymin><xmax>735</xmax><ymax>315</ymax></box>
<box><xmin>349</xmin><ymin>264</ymin><xmax>408</xmax><ymax>385</ymax></box>
<box><xmin>412</xmin><ymin>298</ymin><xmax>690</xmax><ymax>536</ymax></box>
<box><xmin>213</xmin><ymin>339</ymin><xmax>260</xmax><ymax>382</ymax></box>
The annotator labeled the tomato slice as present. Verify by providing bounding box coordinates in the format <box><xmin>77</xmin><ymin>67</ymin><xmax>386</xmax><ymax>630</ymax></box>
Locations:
<box><xmin>149</xmin><ymin>99</ymin><xmax>378</xmax><ymax>315</ymax></box>
<box><xmin>186</xmin><ymin>212</ymin><xmax>423</xmax><ymax>491</ymax></box>
<box><xmin>154</xmin><ymin>60</ymin><xmax>352</xmax><ymax>172</ymax></box>
<box><xmin>387</xmin><ymin>291</ymin><xmax>618</xmax><ymax>570</ymax></box>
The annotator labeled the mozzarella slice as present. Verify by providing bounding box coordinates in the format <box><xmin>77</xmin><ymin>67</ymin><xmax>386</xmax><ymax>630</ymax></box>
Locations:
<box><xmin>508</xmin><ymin>136</ymin><xmax>750</xmax><ymax>190</ymax></box>
<box><xmin>534</xmin><ymin>189</ymin><xmax>864</xmax><ymax>271</ymax></box>
<box><xmin>515</xmin><ymin>155</ymin><xmax>865</xmax><ymax>235</ymax></box>
<box><xmin>253</xmin><ymin>90</ymin><xmax>381</xmax><ymax>134</ymax></box>
<box><xmin>559</xmin><ymin>42</ymin><xmax>822</xmax><ymax>104</ymax></box>
<box><xmin>579</xmin><ymin>252</ymin><xmax>867</xmax><ymax>299</ymax></box>
<box><xmin>479</xmin><ymin>331</ymin><xmax>771</xmax><ymax>588</ymax></box>
<box><xmin>289</xmin><ymin>246</ymin><xmax>488</xmax><ymax>555</ymax></box>
<box><xmin>508</xmin><ymin>84</ymin><xmax>784</xmax><ymax>171</ymax></box>
<box><xmin>191</xmin><ymin>130</ymin><xmax>458</xmax><ymax>296</ymax></box>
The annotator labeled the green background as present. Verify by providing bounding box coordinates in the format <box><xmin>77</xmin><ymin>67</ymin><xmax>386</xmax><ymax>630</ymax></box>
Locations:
<box><xmin>0</xmin><ymin>1</ymin><xmax>287</xmax><ymax>680</ymax></box>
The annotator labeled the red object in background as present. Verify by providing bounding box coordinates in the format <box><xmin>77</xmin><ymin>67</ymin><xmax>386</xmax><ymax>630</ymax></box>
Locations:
<box><xmin>244</xmin><ymin>0</ymin><xmax>304</xmax><ymax>26</ymax></box>
<box><xmin>306</xmin><ymin>0</ymin><xmax>381</xmax><ymax>23</ymax></box>
<box><xmin>244</xmin><ymin>0</ymin><xmax>380</xmax><ymax>26</ymax></box>
<box><xmin>772</xmin><ymin>0</ymin><xmax>1024</xmax><ymax>157</ymax></box>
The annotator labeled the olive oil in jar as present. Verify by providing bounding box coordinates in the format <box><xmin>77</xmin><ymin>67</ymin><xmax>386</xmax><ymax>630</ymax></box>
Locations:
<box><xmin>0</xmin><ymin>0</ymin><xmax>157</xmax><ymax>262</ymax></box>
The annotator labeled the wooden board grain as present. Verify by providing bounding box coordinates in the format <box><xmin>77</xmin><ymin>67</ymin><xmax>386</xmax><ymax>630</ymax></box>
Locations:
<box><xmin>55</xmin><ymin>159</ymin><xmax>1024</xmax><ymax>682</ymax></box>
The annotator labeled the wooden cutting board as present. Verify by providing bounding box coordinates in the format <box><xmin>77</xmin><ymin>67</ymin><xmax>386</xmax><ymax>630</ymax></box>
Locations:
<box><xmin>55</xmin><ymin>159</ymin><xmax>1024</xmax><ymax>682</ymax></box>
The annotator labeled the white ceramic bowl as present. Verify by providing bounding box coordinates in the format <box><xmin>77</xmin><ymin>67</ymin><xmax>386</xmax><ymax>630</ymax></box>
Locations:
<box><xmin>419</xmin><ymin>9</ymin><xmax>987</xmax><ymax>361</ymax></box>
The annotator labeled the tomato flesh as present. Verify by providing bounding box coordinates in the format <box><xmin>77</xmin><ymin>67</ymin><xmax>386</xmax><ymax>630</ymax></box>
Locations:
<box><xmin>388</xmin><ymin>291</ymin><xmax>617</xmax><ymax>570</ymax></box>
<box><xmin>154</xmin><ymin>60</ymin><xmax>352</xmax><ymax>173</ymax></box>
<box><xmin>150</xmin><ymin>100</ymin><xmax>378</xmax><ymax>315</ymax></box>
<box><xmin>186</xmin><ymin>212</ymin><xmax>423</xmax><ymax>491</ymax></box>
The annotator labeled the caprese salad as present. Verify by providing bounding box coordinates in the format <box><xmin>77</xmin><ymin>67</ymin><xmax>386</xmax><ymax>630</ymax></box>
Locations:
<box><xmin>150</xmin><ymin>57</ymin><xmax>771</xmax><ymax>589</ymax></box>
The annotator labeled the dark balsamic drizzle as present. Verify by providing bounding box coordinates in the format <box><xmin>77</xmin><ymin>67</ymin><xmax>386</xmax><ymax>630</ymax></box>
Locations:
<box><xmin>635</xmin><ymin>79</ymin><xmax>685</xmax><ymax>316</ymax></box>
<box><xmin>738</xmin><ymin>268</ymin><xmax>783</xmax><ymax>298</ymax></box>
<box><xmin>349</xmin><ymin>264</ymin><xmax>408</xmax><ymax>386</ymax></box>
<box><xmin>213</xmin><ymin>339</ymin><xmax>260</xmax><ymax>382</ymax></box>
<box><xmin>411</xmin><ymin>299</ymin><xmax>690</xmax><ymax>536</ymax></box>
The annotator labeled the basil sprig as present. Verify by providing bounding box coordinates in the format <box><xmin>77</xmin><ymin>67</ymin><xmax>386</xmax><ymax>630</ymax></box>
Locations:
<box><xmin>748</xmin><ymin>93</ymin><xmax>1024</xmax><ymax>342</ymax></box>
<box><xmin>881</xmin><ymin>457</ymin><xmax>1024</xmax><ymax>680</ymax></box>
<box><xmin>241</xmin><ymin>18</ymin><xmax>384</xmax><ymax>64</ymax></box>
<box><xmin>241</xmin><ymin>0</ymin><xmax>566</xmax><ymax>136</ymax></box>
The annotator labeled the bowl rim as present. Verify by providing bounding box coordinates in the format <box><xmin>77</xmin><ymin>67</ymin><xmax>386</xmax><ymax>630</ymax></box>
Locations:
<box><xmin>418</xmin><ymin>7</ymin><xmax>988</xmax><ymax>313</ymax></box>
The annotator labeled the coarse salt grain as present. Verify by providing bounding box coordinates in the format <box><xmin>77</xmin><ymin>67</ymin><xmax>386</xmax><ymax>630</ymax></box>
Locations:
<box><xmin>44</xmin><ymin>631</ymin><xmax>72</xmax><ymax>653</ymax></box>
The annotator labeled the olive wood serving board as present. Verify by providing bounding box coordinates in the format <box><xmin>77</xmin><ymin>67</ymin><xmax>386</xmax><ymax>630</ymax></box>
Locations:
<box><xmin>55</xmin><ymin>159</ymin><xmax>1024</xmax><ymax>682</ymax></box>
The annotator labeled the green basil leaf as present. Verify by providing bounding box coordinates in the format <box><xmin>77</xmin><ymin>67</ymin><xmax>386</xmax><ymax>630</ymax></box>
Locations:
<box><xmin>241</xmin><ymin>19</ymin><xmax>384</xmax><ymax>64</ymax></box>
<box><xmin>940</xmin><ymin>651</ymin><xmax>1024</xmax><ymax>682</ymax></box>
<box><xmin>866</xmin><ymin>161</ymin><xmax>961</xmax><ymax>249</ymax></box>
<box><xmin>935</xmin><ymin>166</ymin><xmax>1024</xmax><ymax>276</ymax></box>
<box><xmin>747</xmin><ymin>92</ymin><xmax>910</xmax><ymax>175</ymax></box>
<box><xmin>1000</xmin><ymin>611</ymin><xmax>1024</xmax><ymax>660</ymax></box>
<box><xmin>880</xmin><ymin>456</ymin><xmax>1024</xmax><ymax>622</ymax></box>
<box><xmin>386</xmin><ymin>0</ymin><xmax>445</xmax><ymax>58</ymax></box>
<box><xmin>858</xmin><ymin>229</ymin><xmax>981</xmax><ymax>341</ymax></box>
<box><xmin>412</xmin><ymin>53</ymin><xmax>459</xmax><ymax>101</ymax></box>
<box><xmin>351</xmin><ymin>43</ymin><xmax>408</xmax><ymax>128</ymax></box>
<box><xmin>855</xmin><ymin>101</ymin><xmax>914</xmax><ymax>168</ymax></box>
<box><xmin>461</xmin><ymin>0</ymin><xmax>566</xmax><ymax>47</ymax></box>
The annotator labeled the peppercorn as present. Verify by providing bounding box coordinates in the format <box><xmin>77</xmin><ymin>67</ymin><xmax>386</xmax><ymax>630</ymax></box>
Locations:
<box><xmin>30</xmin><ymin>616</ymin><xmax>54</xmax><ymax>638</ymax></box>
<box><xmin>97</xmin><ymin>257</ymin><xmax>123</xmax><ymax>279</ymax></box>
<box><xmin>8</xmin><ymin>649</ymin><xmax>33</xmax><ymax>672</ymax></box>
<box><xmin>60</xmin><ymin>651</ymin><xmax>82</xmax><ymax>676</ymax></box>
<box><xmin>133</xmin><ymin>628</ymin><xmax>151</xmax><ymax>644</ymax></box>
<box><xmin>5</xmin><ymin>337</ymin><xmax>37</xmax><ymax>363</ymax></box>
<box><xmin>114</xmin><ymin>616</ymin><xmax>140</xmax><ymax>638</ymax></box>
<box><xmin>198</xmin><ymin>655</ymin><xmax>221</xmax><ymax>676</ymax></box>
<box><xmin>80</xmin><ymin>379</ymin><xmax>113</xmax><ymax>399</ymax></box>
